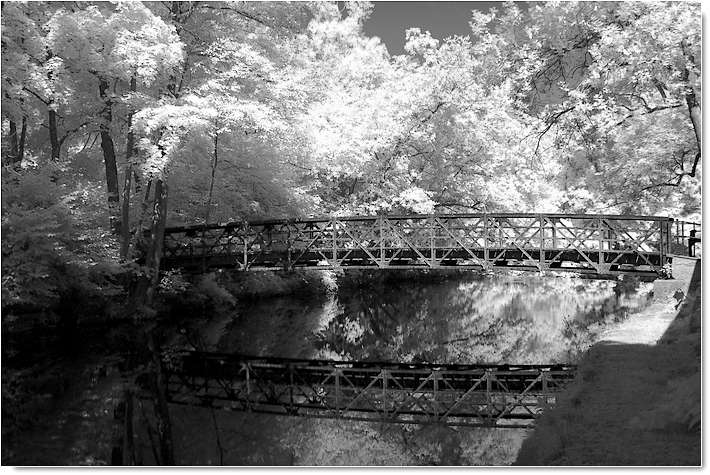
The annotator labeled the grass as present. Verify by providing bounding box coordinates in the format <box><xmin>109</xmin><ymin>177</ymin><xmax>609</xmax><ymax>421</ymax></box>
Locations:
<box><xmin>514</xmin><ymin>282</ymin><xmax>701</xmax><ymax>466</ymax></box>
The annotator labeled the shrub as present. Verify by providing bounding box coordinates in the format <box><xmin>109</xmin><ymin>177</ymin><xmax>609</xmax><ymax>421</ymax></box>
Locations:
<box><xmin>2</xmin><ymin>199</ymin><xmax>81</xmax><ymax>313</ymax></box>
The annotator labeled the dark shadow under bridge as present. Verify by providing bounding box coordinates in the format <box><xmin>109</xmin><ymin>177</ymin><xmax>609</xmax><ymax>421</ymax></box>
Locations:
<box><xmin>157</xmin><ymin>213</ymin><xmax>699</xmax><ymax>276</ymax></box>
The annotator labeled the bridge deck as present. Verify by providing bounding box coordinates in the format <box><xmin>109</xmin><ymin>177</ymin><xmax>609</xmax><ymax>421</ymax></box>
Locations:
<box><xmin>155</xmin><ymin>213</ymin><xmax>697</xmax><ymax>276</ymax></box>
<box><xmin>164</xmin><ymin>352</ymin><xmax>576</xmax><ymax>428</ymax></box>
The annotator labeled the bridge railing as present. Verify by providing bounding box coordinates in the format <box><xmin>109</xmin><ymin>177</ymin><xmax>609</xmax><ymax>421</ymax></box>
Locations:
<box><xmin>160</xmin><ymin>213</ymin><xmax>675</xmax><ymax>274</ymax></box>
<box><xmin>669</xmin><ymin>220</ymin><xmax>701</xmax><ymax>257</ymax></box>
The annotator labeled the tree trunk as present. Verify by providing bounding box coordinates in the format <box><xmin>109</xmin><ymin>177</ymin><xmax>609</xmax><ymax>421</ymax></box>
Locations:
<box><xmin>124</xmin><ymin>389</ymin><xmax>136</xmax><ymax>466</ymax></box>
<box><xmin>99</xmin><ymin>78</ymin><xmax>121</xmax><ymax>234</ymax></box>
<box><xmin>7</xmin><ymin>120</ymin><xmax>19</xmax><ymax>163</ymax></box>
<box><xmin>121</xmin><ymin>76</ymin><xmax>138</xmax><ymax>260</ymax></box>
<box><xmin>48</xmin><ymin>109</ymin><xmax>61</xmax><ymax>160</ymax></box>
<box><xmin>120</xmin><ymin>162</ymin><xmax>133</xmax><ymax>261</ymax></box>
<box><xmin>204</xmin><ymin>132</ymin><xmax>219</xmax><ymax>226</ymax></box>
<box><xmin>685</xmin><ymin>92</ymin><xmax>701</xmax><ymax>158</ymax></box>
<box><xmin>145</xmin><ymin>329</ymin><xmax>175</xmax><ymax>466</ymax></box>
<box><xmin>137</xmin><ymin>398</ymin><xmax>159</xmax><ymax>465</ymax></box>
<box><xmin>201</xmin><ymin>131</ymin><xmax>219</xmax><ymax>273</ymax></box>
<box><xmin>134</xmin><ymin>169</ymin><xmax>142</xmax><ymax>194</ymax></box>
<box><xmin>145</xmin><ymin>179</ymin><xmax>168</xmax><ymax>306</ymax></box>
<box><xmin>685</xmin><ymin>92</ymin><xmax>701</xmax><ymax>179</ymax></box>
<box><xmin>129</xmin><ymin>178</ymin><xmax>166</xmax><ymax>311</ymax></box>
<box><xmin>131</xmin><ymin>179</ymin><xmax>153</xmax><ymax>257</ymax></box>
<box><xmin>681</xmin><ymin>41</ymin><xmax>701</xmax><ymax>159</ymax></box>
<box><xmin>19</xmin><ymin>117</ymin><xmax>26</xmax><ymax>163</ymax></box>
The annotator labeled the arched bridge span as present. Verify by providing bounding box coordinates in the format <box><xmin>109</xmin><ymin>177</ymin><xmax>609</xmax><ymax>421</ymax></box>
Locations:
<box><xmin>157</xmin><ymin>213</ymin><xmax>699</xmax><ymax>276</ymax></box>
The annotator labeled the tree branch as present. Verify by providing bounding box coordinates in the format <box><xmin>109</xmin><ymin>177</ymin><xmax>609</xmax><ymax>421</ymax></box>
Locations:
<box><xmin>58</xmin><ymin>119</ymin><xmax>93</xmax><ymax>147</ymax></box>
<box><xmin>21</xmin><ymin>86</ymin><xmax>50</xmax><ymax>105</ymax></box>
<box><xmin>614</xmin><ymin>102</ymin><xmax>683</xmax><ymax>127</ymax></box>
<box><xmin>433</xmin><ymin>200</ymin><xmax>483</xmax><ymax>212</ymax></box>
<box><xmin>535</xmin><ymin>106</ymin><xmax>575</xmax><ymax>153</ymax></box>
<box><xmin>200</xmin><ymin>4</ymin><xmax>269</xmax><ymax>27</ymax></box>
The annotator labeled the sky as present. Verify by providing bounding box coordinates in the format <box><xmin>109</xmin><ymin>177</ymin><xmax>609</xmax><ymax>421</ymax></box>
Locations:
<box><xmin>361</xmin><ymin>1</ymin><xmax>506</xmax><ymax>55</ymax></box>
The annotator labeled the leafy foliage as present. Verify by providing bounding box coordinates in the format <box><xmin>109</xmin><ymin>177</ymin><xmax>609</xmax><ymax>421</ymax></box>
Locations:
<box><xmin>0</xmin><ymin>0</ymin><xmax>701</xmax><ymax>311</ymax></box>
<box><xmin>481</xmin><ymin>1</ymin><xmax>701</xmax><ymax>216</ymax></box>
<box><xmin>1</xmin><ymin>164</ymin><xmax>82</xmax><ymax>310</ymax></box>
<box><xmin>1</xmin><ymin>158</ymin><xmax>126</xmax><ymax>322</ymax></box>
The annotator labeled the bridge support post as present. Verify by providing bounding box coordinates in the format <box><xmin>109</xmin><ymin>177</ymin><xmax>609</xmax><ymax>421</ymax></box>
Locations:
<box><xmin>430</xmin><ymin>217</ymin><xmax>436</xmax><ymax>267</ymax></box>
<box><xmin>433</xmin><ymin>371</ymin><xmax>439</xmax><ymax>422</ymax></box>
<box><xmin>551</xmin><ymin>219</ymin><xmax>557</xmax><ymax>252</ymax></box>
<box><xmin>331</xmin><ymin>217</ymin><xmax>338</xmax><ymax>267</ymax></box>
<box><xmin>483</xmin><ymin>215</ymin><xmax>489</xmax><ymax>271</ymax></box>
<box><xmin>382</xmin><ymin>369</ymin><xmax>388</xmax><ymax>420</ymax></box>
<box><xmin>288</xmin><ymin>364</ymin><xmax>295</xmax><ymax>415</ymax></box>
<box><xmin>285</xmin><ymin>221</ymin><xmax>292</xmax><ymax>271</ymax></box>
<box><xmin>541</xmin><ymin>369</ymin><xmax>548</xmax><ymax>413</ymax></box>
<box><xmin>598</xmin><ymin>216</ymin><xmax>604</xmax><ymax>271</ymax></box>
<box><xmin>379</xmin><ymin>217</ymin><xmax>385</xmax><ymax>267</ymax></box>
<box><xmin>486</xmin><ymin>369</ymin><xmax>493</xmax><ymax>428</ymax></box>
<box><xmin>242</xmin><ymin>221</ymin><xmax>249</xmax><ymax>271</ymax></box>
<box><xmin>335</xmin><ymin>368</ymin><xmax>341</xmax><ymax>417</ymax></box>
<box><xmin>245</xmin><ymin>363</ymin><xmax>251</xmax><ymax>412</ymax></box>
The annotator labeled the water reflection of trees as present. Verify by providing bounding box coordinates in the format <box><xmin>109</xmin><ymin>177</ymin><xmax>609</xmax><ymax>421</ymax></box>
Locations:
<box><xmin>313</xmin><ymin>277</ymin><xmax>649</xmax><ymax>365</ymax></box>
<box><xmin>215</xmin><ymin>296</ymin><xmax>333</xmax><ymax>358</ymax></box>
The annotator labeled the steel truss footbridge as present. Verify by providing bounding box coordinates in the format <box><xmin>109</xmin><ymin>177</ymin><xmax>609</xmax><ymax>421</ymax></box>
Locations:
<box><xmin>153</xmin><ymin>215</ymin><xmax>699</xmax><ymax>427</ymax></box>
<box><xmin>158</xmin><ymin>213</ymin><xmax>699</xmax><ymax>276</ymax></box>
<box><xmin>164</xmin><ymin>352</ymin><xmax>576</xmax><ymax>428</ymax></box>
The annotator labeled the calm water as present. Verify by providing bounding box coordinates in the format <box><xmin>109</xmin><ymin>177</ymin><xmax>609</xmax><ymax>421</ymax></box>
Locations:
<box><xmin>2</xmin><ymin>273</ymin><xmax>653</xmax><ymax>466</ymax></box>
<box><xmin>203</xmin><ymin>274</ymin><xmax>651</xmax><ymax>365</ymax></box>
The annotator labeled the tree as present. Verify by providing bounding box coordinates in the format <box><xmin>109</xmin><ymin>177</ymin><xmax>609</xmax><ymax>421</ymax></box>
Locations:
<box><xmin>126</xmin><ymin>1</ymin><xmax>323</xmax><ymax>225</ymax></box>
<box><xmin>1</xmin><ymin>2</ymin><xmax>90</xmax><ymax>162</ymax></box>
<box><xmin>286</xmin><ymin>2</ymin><xmax>564</xmax><ymax>216</ymax></box>
<box><xmin>479</xmin><ymin>1</ymin><xmax>701</xmax><ymax>215</ymax></box>
<box><xmin>388</xmin><ymin>29</ymin><xmax>563</xmax><ymax>213</ymax></box>
<box><xmin>285</xmin><ymin>1</ymin><xmax>407</xmax><ymax>214</ymax></box>
<box><xmin>45</xmin><ymin>2</ymin><xmax>183</xmax><ymax>232</ymax></box>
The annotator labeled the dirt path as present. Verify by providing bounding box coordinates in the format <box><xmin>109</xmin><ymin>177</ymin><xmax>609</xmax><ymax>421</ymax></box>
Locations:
<box><xmin>598</xmin><ymin>300</ymin><xmax>681</xmax><ymax>344</ymax></box>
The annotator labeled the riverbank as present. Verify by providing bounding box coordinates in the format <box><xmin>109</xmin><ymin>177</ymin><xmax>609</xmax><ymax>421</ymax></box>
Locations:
<box><xmin>514</xmin><ymin>260</ymin><xmax>701</xmax><ymax>465</ymax></box>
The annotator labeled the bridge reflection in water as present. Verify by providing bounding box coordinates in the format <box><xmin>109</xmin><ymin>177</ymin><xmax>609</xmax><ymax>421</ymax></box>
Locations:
<box><xmin>159</xmin><ymin>213</ymin><xmax>696</xmax><ymax>276</ymax></box>
<box><xmin>164</xmin><ymin>352</ymin><xmax>576</xmax><ymax>428</ymax></box>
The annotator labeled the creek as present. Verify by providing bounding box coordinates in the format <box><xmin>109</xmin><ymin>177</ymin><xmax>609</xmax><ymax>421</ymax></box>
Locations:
<box><xmin>184</xmin><ymin>273</ymin><xmax>652</xmax><ymax>366</ymax></box>
<box><xmin>2</xmin><ymin>271</ymin><xmax>653</xmax><ymax>466</ymax></box>
<box><xmin>162</xmin><ymin>272</ymin><xmax>653</xmax><ymax>466</ymax></box>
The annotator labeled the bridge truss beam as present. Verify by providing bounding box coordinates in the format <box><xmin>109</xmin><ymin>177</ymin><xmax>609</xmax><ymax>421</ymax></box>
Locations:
<box><xmin>164</xmin><ymin>353</ymin><xmax>576</xmax><ymax>428</ymax></box>
<box><xmin>159</xmin><ymin>213</ymin><xmax>679</xmax><ymax>275</ymax></box>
